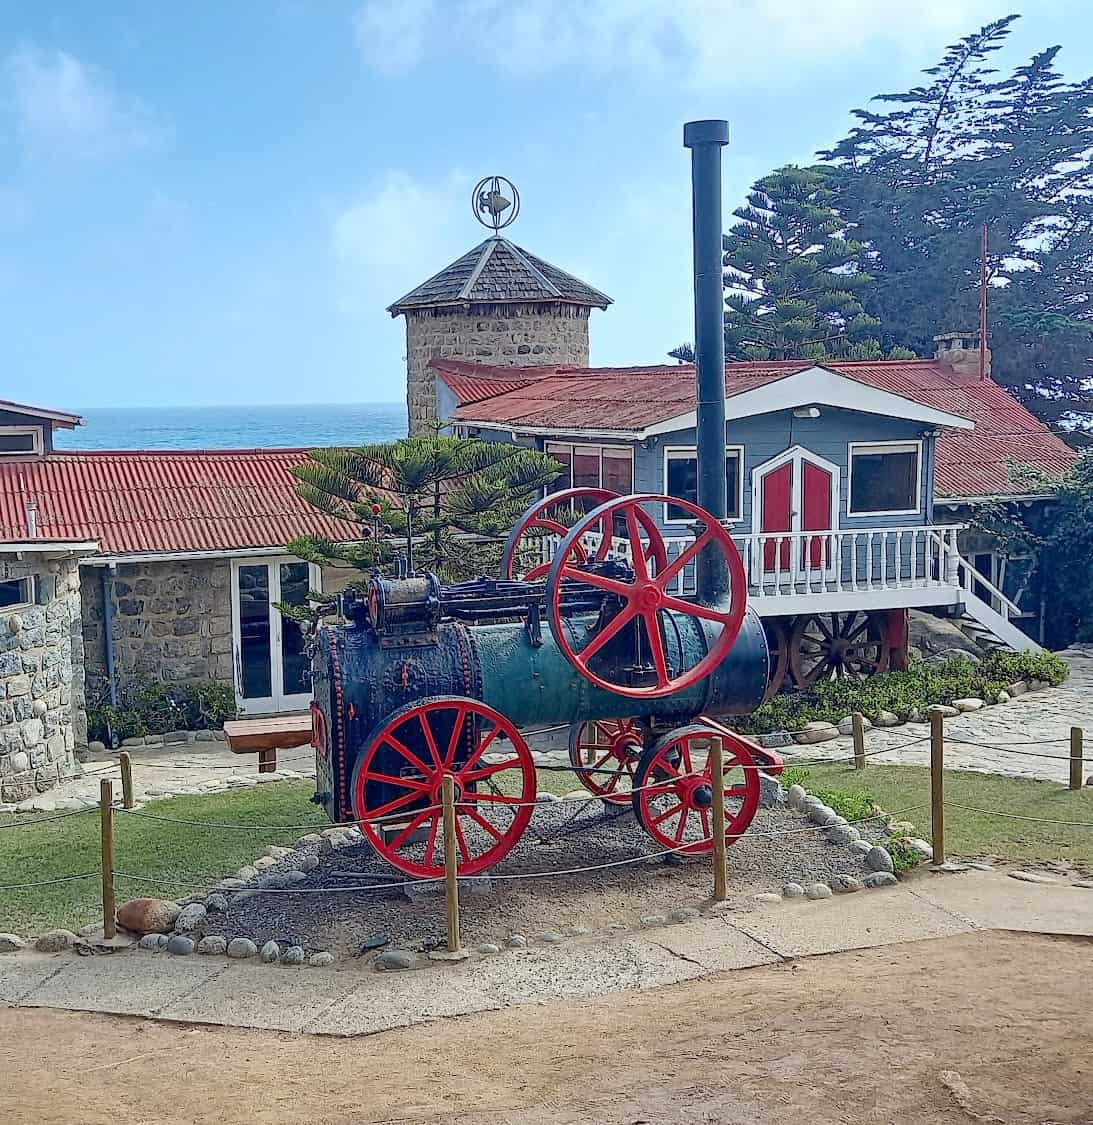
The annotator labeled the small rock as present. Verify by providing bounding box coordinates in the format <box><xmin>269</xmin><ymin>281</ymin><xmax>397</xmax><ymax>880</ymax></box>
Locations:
<box><xmin>826</xmin><ymin>825</ymin><xmax>856</xmax><ymax>846</ymax></box>
<box><xmin>121</xmin><ymin>736</ymin><xmax>145</xmax><ymax>747</ymax></box>
<box><xmin>217</xmin><ymin>878</ymin><xmax>245</xmax><ymax>892</ymax></box>
<box><xmin>0</xmin><ymin>934</ymin><xmax>26</xmax><ymax>953</ymax></box>
<box><xmin>263</xmin><ymin>845</ymin><xmax>292</xmax><ymax>859</ymax></box>
<box><xmin>837</xmin><ymin>715</ymin><xmax>872</xmax><ymax>736</ymax></box>
<box><xmin>753</xmin><ymin>892</ymin><xmax>782</xmax><ymax>904</ymax></box>
<box><xmin>167</xmin><ymin>935</ymin><xmax>195</xmax><ymax>956</ymax></box>
<box><xmin>808</xmin><ymin>804</ymin><xmax>838</xmax><ymax>827</ymax></box>
<box><xmin>534</xmin><ymin>930</ymin><xmax>564</xmax><ymax>944</ymax></box>
<box><xmin>260</xmin><ymin>940</ymin><xmax>281</xmax><ymax>963</ymax></box>
<box><xmin>536</xmin><ymin>793</ymin><xmax>561</xmax><ymax>803</ymax></box>
<box><xmin>87</xmin><ymin>741</ymin><xmax>107</xmax><ymax>754</ymax></box>
<box><xmin>375</xmin><ymin>949</ymin><xmax>415</xmax><ymax>970</ymax></box>
<box><xmin>863</xmin><ymin>871</ymin><xmax>898</xmax><ymax>888</ymax></box>
<box><xmin>293</xmin><ymin>853</ymin><xmax>320</xmax><ymax>873</ymax></box>
<box><xmin>639</xmin><ymin>914</ymin><xmax>667</xmax><ymax>928</ymax></box>
<box><xmin>849</xmin><ymin>840</ymin><xmax>873</xmax><ymax>857</ymax></box>
<box><xmin>932</xmin><ymin>861</ymin><xmax>970</xmax><ymax>873</ymax></box>
<box><xmin>669</xmin><ymin>907</ymin><xmax>700</xmax><ymax>923</ymax></box>
<box><xmin>197</xmin><ymin>936</ymin><xmax>227</xmax><ymax>955</ymax></box>
<box><xmin>952</xmin><ymin>697</ymin><xmax>984</xmax><ymax>712</ymax></box>
<box><xmin>226</xmin><ymin>937</ymin><xmax>258</xmax><ymax>959</ymax></box>
<box><xmin>164</xmin><ymin>730</ymin><xmax>190</xmax><ymax>744</ymax></box>
<box><xmin>359</xmin><ymin>931</ymin><xmax>389</xmax><ymax>952</ymax></box>
<box><xmin>236</xmin><ymin>866</ymin><xmax>259</xmax><ymax>881</ymax></box>
<box><xmin>785</xmin><ymin>784</ymin><xmax>807</xmax><ymax>810</ymax></box>
<box><xmin>174</xmin><ymin>903</ymin><xmax>208</xmax><ymax>933</ymax></box>
<box><xmin>138</xmin><ymin>933</ymin><xmax>169</xmax><ymax>951</ymax></box>
<box><xmin>428</xmin><ymin>948</ymin><xmax>471</xmax><ymax>962</ymax></box>
<box><xmin>928</xmin><ymin>704</ymin><xmax>959</xmax><ymax>718</ymax></box>
<box><xmin>281</xmin><ymin>945</ymin><xmax>306</xmax><ymax>966</ymax></box>
<box><xmin>805</xmin><ymin>883</ymin><xmax>833</xmax><ymax>900</ymax></box>
<box><xmin>568</xmin><ymin>925</ymin><xmax>591</xmax><ymax>937</ymax></box>
<box><xmin>966</xmin><ymin>861</ymin><xmax>994</xmax><ymax>871</ymax></box>
<box><xmin>476</xmin><ymin>942</ymin><xmax>501</xmax><ymax>955</ymax></box>
<box><xmin>116</xmin><ymin>897</ymin><xmax>181</xmax><ymax>935</ymax></box>
<box><xmin>865</xmin><ymin>846</ymin><xmax>895</xmax><ymax>874</ymax></box>
<box><xmin>507</xmin><ymin>934</ymin><xmax>527</xmax><ymax>948</ymax></box>
<box><xmin>795</xmin><ymin>722</ymin><xmax>839</xmax><ymax>745</ymax></box>
<box><xmin>830</xmin><ymin>874</ymin><xmax>864</xmax><ymax>893</ymax></box>
<box><xmin>756</xmin><ymin>730</ymin><xmax>795</xmax><ymax>749</ymax></box>
<box><xmin>34</xmin><ymin>929</ymin><xmax>78</xmax><ymax>953</ymax></box>
<box><xmin>253</xmin><ymin>856</ymin><xmax>277</xmax><ymax>871</ymax></box>
<box><xmin>193</xmin><ymin>729</ymin><xmax>216</xmax><ymax>742</ymax></box>
<box><xmin>308</xmin><ymin>951</ymin><xmax>335</xmax><ymax>967</ymax></box>
<box><xmin>905</xmin><ymin>838</ymin><xmax>934</xmax><ymax>859</ymax></box>
<box><xmin>1008</xmin><ymin>871</ymin><xmax>1059</xmax><ymax>884</ymax></box>
<box><xmin>297</xmin><ymin>833</ymin><xmax>323</xmax><ymax>846</ymax></box>
<box><xmin>1008</xmin><ymin>680</ymin><xmax>1027</xmax><ymax>696</ymax></box>
<box><xmin>758</xmin><ymin>774</ymin><xmax>785</xmax><ymax>809</ymax></box>
<box><xmin>873</xmin><ymin>710</ymin><xmax>901</xmax><ymax>727</ymax></box>
<box><xmin>204</xmin><ymin>893</ymin><xmax>229</xmax><ymax>914</ymax></box>
<box><xmin>781</xmin><ymin>882</ymin><xmax>805</xmax><ymax>898</ymax></box>
<box><xmin>995</xmin><ymin>691</ymin><xmax>1010</xmax><ymax>705</ymax></box>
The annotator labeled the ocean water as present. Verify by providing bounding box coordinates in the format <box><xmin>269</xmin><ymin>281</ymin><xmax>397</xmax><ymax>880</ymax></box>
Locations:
<box><xmin>54</xmin><ymin>402</ymin><xmax>407</xmax><ymax>451</ymax></box>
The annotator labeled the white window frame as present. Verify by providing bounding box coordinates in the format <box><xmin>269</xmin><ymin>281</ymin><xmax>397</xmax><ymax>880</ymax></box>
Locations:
<box><xmin>0</xmin><ymin>576</ymin><xmax>34</xmax><ymax>612</ymax></box>
<box><xmin>847</xmin><ymin>440</ymin><xmax>923</xmax><ymax>517</ymax></box>
<box><xmin>663</xmin><ymin>445</ymin><xmax>745</xmax><ymax>525</ymax></box>
<box><xmin>544</xmin><ymin>442</ymin><xmax>634</xmax><ymax>493</ymax></box>
<box><xmin>0</xmin><ymin>427</ymin><xmax>43</xmax><ymax>456</ymax></box>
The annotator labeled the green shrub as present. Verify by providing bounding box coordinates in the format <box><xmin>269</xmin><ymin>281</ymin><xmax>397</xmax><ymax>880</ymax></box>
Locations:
<box><xmin>779</xmin><ymin>766</ymin><xmax>810</xmax><ymax>789</ymax></box>
<box><xmin>882</xmin><ymin>835</ymin><xmax>924</xmax><ymax>874</ymax></box>
<box><xmin>979</xmin><ymin>649</ymin><xmax>1068</xmax><ymax>688</ymax></box>
<box><xmin>811</xmin><ymin>788</ymin><xmax>874</xmax><ymax>822</ymax></box>
<box><xmin>87</xmin><ymin>678</ymin><xmax>236</xmax><ymax>745</ymax></box>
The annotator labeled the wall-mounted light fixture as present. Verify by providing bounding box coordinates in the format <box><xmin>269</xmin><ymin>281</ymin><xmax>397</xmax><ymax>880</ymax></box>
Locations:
<box><xmin>793</xmin><ymin>406</ymin><xmax>821</xmax><ymax>419</ymax></box>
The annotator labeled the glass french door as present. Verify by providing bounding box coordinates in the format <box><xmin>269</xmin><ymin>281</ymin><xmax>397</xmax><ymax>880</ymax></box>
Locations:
<box><xmin>230</xmin><ymin>557</ymin><xmax>320</xmax><ymax>714</ymax></box>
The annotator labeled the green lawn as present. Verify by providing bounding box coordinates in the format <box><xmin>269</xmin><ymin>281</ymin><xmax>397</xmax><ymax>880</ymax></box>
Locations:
<box><xmin>791</xmin><ymin>761</ymin><xmax>1093</xmax><ymax>871</ymax></box>
<box><xmin>0</xmin><ymin>781</ymin><xmax>324</xmax><ymax>936</ymax></box>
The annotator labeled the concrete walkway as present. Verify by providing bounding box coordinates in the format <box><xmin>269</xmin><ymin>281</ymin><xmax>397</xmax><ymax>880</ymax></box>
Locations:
<box><xmin>2</xmin><ymin>869</ymin><xmax>1089</xmax><ymax>1037</ymax></box>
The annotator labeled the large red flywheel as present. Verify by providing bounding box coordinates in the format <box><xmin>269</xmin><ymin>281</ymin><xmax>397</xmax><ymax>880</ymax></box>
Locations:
<box><xmin>545</xmin><ymin>494</ymin><xmax>748</xmax><ymax>698</ymax></box>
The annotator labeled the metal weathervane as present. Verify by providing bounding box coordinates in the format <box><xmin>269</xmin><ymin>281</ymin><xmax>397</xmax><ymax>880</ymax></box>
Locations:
<box><xmin>472</xmin><ymin>175</ymin><xmax>520</xmax><ymax>234</ymax></box>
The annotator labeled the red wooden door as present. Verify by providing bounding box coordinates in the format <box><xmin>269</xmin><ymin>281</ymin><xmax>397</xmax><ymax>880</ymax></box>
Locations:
<box><xmin>801</xmin><ymin>461</ymin><xmax>834</xmax><ymax>569</ymax></box>
<box><xmin>760</xmin><ymin>462</ymin><xmax>792</xmax><ymax>570</ymax></box>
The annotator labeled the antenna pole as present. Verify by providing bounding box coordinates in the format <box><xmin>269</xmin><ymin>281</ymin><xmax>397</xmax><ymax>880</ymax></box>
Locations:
<box><xmin>979</xmin><ymin>223</ymin><xmax>988</xmax><ymax>382</ymax></box>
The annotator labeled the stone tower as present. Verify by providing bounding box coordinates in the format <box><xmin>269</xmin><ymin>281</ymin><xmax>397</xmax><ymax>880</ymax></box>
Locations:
<box><xmin>388</xmin><ymin>236</ymin><xmax>612</xmax><ymax>435</ymax></box>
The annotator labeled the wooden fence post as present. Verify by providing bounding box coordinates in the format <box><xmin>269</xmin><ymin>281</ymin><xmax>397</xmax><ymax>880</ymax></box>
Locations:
<box><xmin>99</xmin><ymin>778</ymin><xmax>116</xmax><ymax>940</ymax></box>
<box><xmin>1070</xmin><ymin>727</ymin><xmax>1084</xmax><ymax>792</ymax></box>
<box><xmin>710</xmin><ymin>735</ymin><xmax>727</xmax><ymax>902</ymax></box>
<box><xmin>441</xmin><ymin>773</ymin><xmax>461</xmax><ymax>953</ymax></box>
<box><xmin>852</xmin><ymin>713</ymin><xmax>866</xmax><ymax>771</ymax></box>
<box><xmin>930</xmin><ymin>710</ymin><xmax>945</xmax><ymax>865</ymax></box>
<box><xmin>119</xmin><ymin>751</ymin><xmax>134</xmax><ymax>810</ymax></box>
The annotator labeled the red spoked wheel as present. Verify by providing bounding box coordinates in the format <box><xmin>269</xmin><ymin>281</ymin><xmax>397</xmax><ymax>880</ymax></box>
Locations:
<box><xmin>567</xmin><ymin>718</ymin><xmax>644</xmax><ymax>805</ymax></box>
<box><xmin>501</xmin><ymin>487</ymin><xmax>667</xmax><ymax>581</ymax></box>
<box><xmin>351</xmin><ymin>696</ymin><xmax>536</xmax><ymax>878</ymax></box>
<box><xmin>545</xmin><ymin>494</ymin><xmax>748</xmax><ymax>699</ymax></box>
<box><xmin>632</xmin><ymin>724</ymin><xmax>761</xmax><ymax>855</ymax></box>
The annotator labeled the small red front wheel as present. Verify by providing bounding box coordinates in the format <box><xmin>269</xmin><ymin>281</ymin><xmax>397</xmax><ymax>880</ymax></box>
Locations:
<box><xmin>567</xmin><ymin>718</ymin><xmax>644</xmax><ymax>805</ymax></box>
<box><xmin>631</xmin><ymin>724</ymin><xmax>760</xmax><ymax>855</ymax></box>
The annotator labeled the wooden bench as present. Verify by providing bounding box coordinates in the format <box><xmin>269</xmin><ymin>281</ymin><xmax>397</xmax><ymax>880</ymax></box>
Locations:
<box><xmin>223</xmin><ymin>713</ymin><xmax>313</xmax><ymax>773</ymax></box>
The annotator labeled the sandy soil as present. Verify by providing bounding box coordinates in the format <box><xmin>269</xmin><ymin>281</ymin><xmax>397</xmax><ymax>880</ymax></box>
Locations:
<box><xmin>2</xmin><ymin>931</ymin><xmax>1090</xmax><ymax>1125</ymax></box>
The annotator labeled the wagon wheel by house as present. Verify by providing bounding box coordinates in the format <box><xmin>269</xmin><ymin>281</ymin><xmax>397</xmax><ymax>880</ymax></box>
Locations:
<box><xmin>787</xmin><ymin>611</ymin><xmax>890</xmax><ymax>688</ymax></box>
<box><xmin>567</xmin><ymin>718</ymin><xmax>645</xmax><ymax>805</ymax></box>
<box><xmin>762</xmin><ymin>618</ymin><xmax>791</xmax><ymax>701</ymax></box>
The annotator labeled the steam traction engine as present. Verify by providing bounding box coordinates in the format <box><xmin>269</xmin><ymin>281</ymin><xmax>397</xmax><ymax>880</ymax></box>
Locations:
<box><xmin>308</xmin><ymin>121</ymin><xmax>777</xmax><ymax>878</ymax></box>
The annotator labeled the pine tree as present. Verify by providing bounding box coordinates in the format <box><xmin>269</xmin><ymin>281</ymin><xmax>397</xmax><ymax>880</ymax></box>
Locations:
<box><xmin>288</xmin><ymin>430</ymin><xmax>563</xmax><ymax>585</ymax></box>
<box><xmin>721</xmin><ymin>165</ymin><xmax>902</xmax><ymax>362</ymax></box>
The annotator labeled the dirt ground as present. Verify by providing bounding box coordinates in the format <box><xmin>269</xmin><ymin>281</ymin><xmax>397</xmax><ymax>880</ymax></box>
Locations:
<box><xmin>2</xmin><ymin>931</ymin><xmax>1090</xmax><ymax>1125</ymax></box>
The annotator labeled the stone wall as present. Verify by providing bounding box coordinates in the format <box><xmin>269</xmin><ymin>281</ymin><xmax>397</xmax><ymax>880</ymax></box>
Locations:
<box><xmin>0</xmin><ymin>557</ymin><xmax>84</xmax><ymax>805</ymax></box>
<box><xmin>405</xmin><ymin>302</ymin><xmax>591</xmax><ymax>435</ymax></box>
<box><xmin>81</xmin><ymin>559</ymin><xmax>234</xmax><ymax>694</ymax></box>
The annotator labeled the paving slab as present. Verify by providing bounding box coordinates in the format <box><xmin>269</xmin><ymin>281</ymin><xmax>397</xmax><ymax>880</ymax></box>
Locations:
<box><xmin>910</xmin><ymin>871</ymin><xmax>1093</xmax><ymax>936</ymax></box>
<box><xmin>305</xmin><ymin>970</ymin><xmax>502</xmax><ymax>1036</ymax></box>
<box><xmin>161</xmin><ymin>960</ymin><xmax>357</xmax><ymax>1031</ymax></box>
<box><xmin>732</xmin><ymin>883</ymin><xmax>972</xmax><ymax>958</ymax></box>
<box><xmin>0</xmin><ymin>956</ymin><xmax>66</xmax><ymax>1005</ymax></box>
<box><xmin>645</xmin><ymin>917</ymin><xmax>783</xmax><ymax>972</ymax></box>
<box><xmin>20</xmin><ymin>953</ymin><xmax>225</xmax><ymax>1016</ymax></box>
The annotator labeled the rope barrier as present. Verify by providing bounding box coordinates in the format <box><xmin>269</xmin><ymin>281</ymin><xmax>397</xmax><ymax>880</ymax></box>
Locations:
<box><xmin>0</xmin><ymin>807</ymin><xmax>95</xmax><ymax>829</ymax></box>
<box><xmin>0</xmin><ymin>872</ymin><xmax>99</xmax><ymax>891</ymax></box>
<box><xmin>942</xmin><ymin>736</ymin><xmax>1076</xmax><ymax>760</ymax></box>
<box><xmin>943</xmin><ymin>802</ymin><xmax>1093</xmax><ymax>827</ymax></box>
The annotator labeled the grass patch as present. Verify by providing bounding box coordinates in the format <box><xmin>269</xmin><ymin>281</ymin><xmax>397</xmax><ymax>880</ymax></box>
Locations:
<box><xmin>0</xmin><ymin>781</ymin><xmax>324</xmax><ymax>936</ymax></box>
<box><xmin>795</xmin><ymin>761</ymin><xmax>1093</xmax><ymax>870</ymax></box>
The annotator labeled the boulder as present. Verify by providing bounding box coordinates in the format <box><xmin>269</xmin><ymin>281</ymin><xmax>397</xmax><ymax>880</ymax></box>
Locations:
<box><xmin>873</xmin><ymin>710</ymin><xmax>901</xmax><ymax>727</ymax></box>
<box><xmin>166</xmin><ymin>935</ymin><xmax>195</xmax><ymax>956</ymax></box>
<box><xmin>837</xmin><ymin>715</ymin><xmax>872</xmax><ymax>736</ymax></box>
<box><xmin>174</xmin><ymin>903</ymin><xmax>208</xmax><ymax>932</ymax></box>
<box><xmin>197</xmin><ymin>935</ymin><xmax>227</xmax><ymax>955</ymax></box>
<box><xmin>953</xmin><ymin>698</ymin><xmax>985</xmax><ymax>712</ymax></box>
<box><xmin>375</xmin><ymin>949</ymin><xmax>415</xmax><ymax>970</ymax></box>
<box><xmin>0</xmin><ymin>934</ymin><xmax>26</xmax><ymax>953</ymax></box>
<box><xmin>928</xmin><ymin>704</ymin><xmax>960</xmax><ymax>718</ymax></box>
<box><xmin>308</xmin><ymin>951</ymin><xmax>336</xmax><ymax>967</ymax></box>
<box><xmin>863</xmin><ymin>871</ymin><xmax>899</xmax><ymax>888</ymax></box>
<box><xmin>138</xmin><ymin>933</ymin><xmax>169</xmax><ymax>952</ymax></box>
<box><xmin>260</xmin><ymin>940</ymin><xmax>281</xmax><ymax>963</ymax></box>
<box><xmin>804</xmin><ymin>883</ymin><xmax>832</xmax><ymax>900</ymax></box>
<box><xmin>226</xmin><ymin>937</ymin><xmax>258</xmax><ymax>959</ymax></box>
<box><xmin>785</xmin><ymin>784</ymin><xmax>807</xmax><ymax>810</ymax></box>
<box><xmin>781</xmin><ymin>882</ymin><xmax>805</xmax><ymax>898</ymax></box>
<box><xmin>281</xmin><ymin>945</ymin><xmax>306</xmax><ymax>966</ymax></box>
<box><xmin>795</xmin><ymin>722</ymin><xmax>839</xmax><ymax>745</ymax></box>
<box><xmin>905</xmin><ymin>838</ymin><xmax>933</xmax><ymax>860</ymax></box>
<box><xmin>34</xmin><ymin>929</ymin><xmax>77</xmax><ymax>953</ymax></box>
<box><xmin>1008</xmin><ymin>680</ymin><xmax>1027</xmax><ymax>697</ymax></box>
<box><xmin>807</xmin><ymin>804</ymin><xmax>838</xmax><ymax>827</ymax></box>
<box><xmin>865</xmin><ymin>846</ymin><xmax>895</xmax><ymax>874</ymax></box>
<box><xmin>116</xmin><ymin>898</ymin><xmax>181</xmax><ymax>935</ymax></box>
<box><xmin>830</xmin><ymin>874</ymin><xmax>864</xmax><ymax>893</ymax></box>
<box><xmin>758</xmin><ymin>774</ymin><xmax>785</xmax><ymax>808</ymax></box>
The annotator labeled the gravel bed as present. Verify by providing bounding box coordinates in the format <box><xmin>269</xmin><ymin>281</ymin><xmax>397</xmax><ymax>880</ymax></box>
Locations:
<box><xmin>189</xmin><ymin>800</ymin><xmax>888</xmax><ymax>960</ymax></box>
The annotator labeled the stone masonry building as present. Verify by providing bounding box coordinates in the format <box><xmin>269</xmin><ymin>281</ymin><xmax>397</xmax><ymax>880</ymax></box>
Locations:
<box><xmin>388</xmin><ymin>236</ymin><xmax>611</xmax><ymax>435</ymax></box>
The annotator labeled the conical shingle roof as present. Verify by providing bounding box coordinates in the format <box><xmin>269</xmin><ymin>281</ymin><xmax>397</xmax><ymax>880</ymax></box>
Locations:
<box><xmin>387</xmin><ymin>237</ymin><xmax>611</xmax><ymax>314</ymax></box>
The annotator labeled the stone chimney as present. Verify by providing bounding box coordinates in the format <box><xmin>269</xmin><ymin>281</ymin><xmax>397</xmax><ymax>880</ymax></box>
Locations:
<box><xmin>933</xmin><ymin>331</ymin><xmax>991</xmax><ymax>379</ymax></box>
<box><xmin>388</xmin><ymin>238</ymin><xmax>611</xmax><ymax>435</ymax></box>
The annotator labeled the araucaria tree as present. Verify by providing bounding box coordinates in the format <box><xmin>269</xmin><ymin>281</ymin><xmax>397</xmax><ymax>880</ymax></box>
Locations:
<box><xmin>722</xmin><ymin>165</ymin><xmax>903</xmax><ymax>362</ymax></box>
<box><xmin>288</xmin><ymin>431</ymin><xmax>563</xmax><ymax>584</ymax></box>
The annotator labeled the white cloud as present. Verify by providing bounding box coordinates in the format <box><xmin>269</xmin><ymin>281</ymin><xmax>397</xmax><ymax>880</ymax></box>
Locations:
<box><xmin>6</xmin><ymin>45</ymin><xmax>156</xmax><ymax>164</ymax></box>
<box><xmin>353</xmin><ymin>0</ymin><xmax>999</xmax><ymax>85</ymax></box>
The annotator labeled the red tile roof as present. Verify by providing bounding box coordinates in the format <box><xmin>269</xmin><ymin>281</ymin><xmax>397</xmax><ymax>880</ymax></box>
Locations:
<box><xmin>0</xmin><ymin>449</ymin><xmax>361</xmax><ymax>556</ymax></box>
<box><xmin>435</xmin><ymin>357</ymin><xmax>1078</xmax><ymax>500</ymax></box>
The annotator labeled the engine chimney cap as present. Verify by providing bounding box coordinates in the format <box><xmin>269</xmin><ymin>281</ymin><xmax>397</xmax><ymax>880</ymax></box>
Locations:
<box><xmin>683</xmin><ymin>119</ymin><xmax>730</xmax><ymax>148</ymax></box>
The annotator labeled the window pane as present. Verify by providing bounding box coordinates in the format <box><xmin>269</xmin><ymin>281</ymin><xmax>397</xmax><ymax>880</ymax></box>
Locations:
<box><xmin>0</xmin><ymin>431</ymin><xmax>37</xmax><ymax>453</ymax></box>
<box><xmin>279</xmin><ymin>563</ymin><xmax>310</xmax><ymax>697</ymax></box>
<box><xmin>572</xmin><ymin>447</ymin><xmax>601</xmax><ymax>489</ymax></box>
<box><xmin>666</xmin><ymin>454</ymin><xmax>698</xmax><ymax>521</ymax></box>
<box><xmin>851</xmin><ymin>449</ymin><xmax>918</xmax><ymax>513</ymax></box>
<box><xmin>0</xmin><ymin>578</ymin><xmax>30</xmax><ymax>608</ymax></box>
<box><xmin>726</xmin><ymin>452</ymin><xmax>741</xmax><ymax>519</ymax></box>
<box><xmin>545</xmin><ymin>445</ymin><xmax>572</xmax><ymax>490</ymax></box>
<box><xmin>601</xmin><ymin>448</ymin><xmax>633</xmax><ymax>493</ymax></box>
<box><xmin>238</xmin><ymin>565</ymin><xmax>272</xmax><ymax>700</ymax></box>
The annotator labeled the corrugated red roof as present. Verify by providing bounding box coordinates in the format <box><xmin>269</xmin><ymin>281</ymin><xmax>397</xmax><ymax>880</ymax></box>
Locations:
<box><xmin>436</xmin><ymin>357</ymin><xmax>1078</xmax><ymax>500</ymax></box>
<box><xmin>0</xmin><ymin>449</ymin><xmax>361</xmax><ymax>555</ymax></box>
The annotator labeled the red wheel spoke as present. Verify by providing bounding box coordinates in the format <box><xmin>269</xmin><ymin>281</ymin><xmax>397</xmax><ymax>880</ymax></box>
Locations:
<box><xmin>361</xmin><ymin>770</ymin><xmax>429</xmax><ymax>792</ymax></box>
<box><xmin>444</xmin><ymin>703</ymin><xmax>467</xmax><ymax>767</ymax></box>
<box><xmin>365</xmin><ymin>789</ymin><xmax>424</xmax><ymax>821</ymax></box>
<box><xmin>423</xmin><ymin>813</ymin><xmax>440</xmax><ymax>866</ymax></box>
<box><xmin>461</xmin><ymin>759</ymin><xmax>520</xmax><ymax>783</ymax></box>
<box><xmin>673</xmin><ymin>807</ymin><xmax>691</xmax><ymax>843</ymax></box>
<box><xmin>650</xmin><ymin>801</ymin><xmax>684</xmax><ymax>827</ymax></box>
<box><xmin>700</xmin><ymin>807</ymin><xmax>712</xmax><ymax>841</ymax></box>
<box><xmin>462</xmin><ymin>722</ymin><xmax>501</xmax><ymax>773</ymax></box>
<box><xmin>594</xmin><ymin>514</ymin><xmax>613</xmax><ymax>561</ymax></box>
<box><xmin>387</xmin><ymin>808</ymin><xmax>435</xmax><ymax>851</ymax></box>
<box><xmin>726</xmin><ymin>784</ymin><xmax>749</xmax><ymax>799</ymax></box>
<box><xmin>656</xmin><ymin>528</ymin><xmax>715</xmax><ymax>589</ymax></box>
<box><xmin>454</xmin><ymin>817</ymin><xmax>471</xmax><ymax>865</ymax></box>
<box><xmin>418</xmin><ymin>713</ymin><xmax>442</xmax><ymax>768</ymax></box>
<box><xmin>626</xmin><ymin>508</ymin><xmax>649</xmax><ymax>580</ymax></box>
<box><xmin>660</xmin><ymin>595</ymin><xmax>734</xmax><ymax>626</ymax></box>
<box><xmin>382</xmin><ymin>734</ymin><xmax>433</xmax><ymax>778</ymax></box>
<box><xmin>578</xmin><ymin>604</ymin><xmax>638</xmax><ymax>662</ymax></box>
<box><xmin>473</xmin><ymin>792</ymin><xmax>525</xmax><ymax>805</ymax></box>
<box><xmin>464</xmin><ymin>808</ymin><xmax>503</xmax><ymax>841</ymax></box>
<box><xmin>562</xmin><ymin>564</ymin><xmax>634</xmax><ymax>599</ymax></box>
<box><xmin>641</xmin><ymin>610</ymin><xmax>670</xmax><ymax>686</ymax></box>
<box><xmin>603</xmin><ymin>772</ymin><xmax>621</xmax><ymax>793</ymax></box>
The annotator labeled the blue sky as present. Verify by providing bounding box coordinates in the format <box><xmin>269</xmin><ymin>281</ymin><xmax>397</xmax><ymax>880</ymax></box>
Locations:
<box><xmin>2</xmin><ymin>2</ymin><xmax>1090</xmax><ymax>409</ymax></box>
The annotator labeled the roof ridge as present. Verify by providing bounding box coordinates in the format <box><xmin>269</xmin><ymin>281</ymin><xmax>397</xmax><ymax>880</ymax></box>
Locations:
<box><xmin>498</xmin><ymin>239</ymin><xmax>563</xmax><ymax>298</ymax></box>
<box><xmin>458</xmin><ymin>238</ymin><xmax>500</xmax><ymax>300</ymax></box>
<box><xmin>47</xmin><ymin>447</ymin><xmax>319</xmax><ymax>457</ymax></box>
